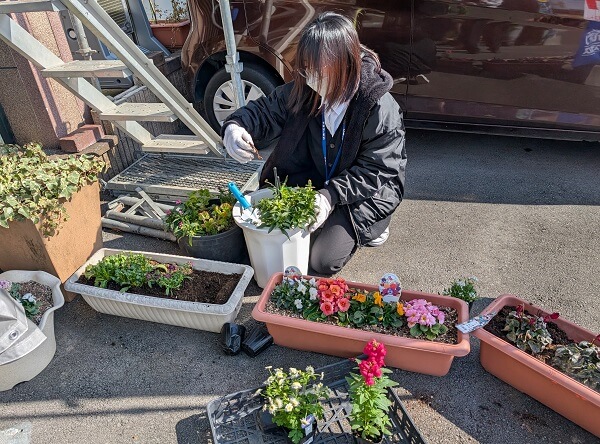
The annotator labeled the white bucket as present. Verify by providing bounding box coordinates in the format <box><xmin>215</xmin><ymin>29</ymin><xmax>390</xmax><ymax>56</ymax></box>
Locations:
<box><xmin>233</xmin><ymin>189</ymin><xmax>311</xmax><ymax>288</ymax></box>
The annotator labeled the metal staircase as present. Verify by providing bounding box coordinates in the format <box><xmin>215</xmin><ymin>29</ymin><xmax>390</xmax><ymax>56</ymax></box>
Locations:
<box><xmin>0</xmin><ymin>0</ymin><xmax>224</xmax><ymax>157</ymax></box>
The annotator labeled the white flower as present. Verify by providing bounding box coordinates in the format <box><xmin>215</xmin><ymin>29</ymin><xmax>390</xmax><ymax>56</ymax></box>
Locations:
<box><xmin>457</xmin><ymin>280</ymin><xmax>465</xmax><ymax>287</ymax></box>
<box><xmin>294</xmin><ymin>299</ymin><xmax>303</xmax><ymax>310</ymax></box>
<box><xmin>274</xmin><ymin>369</ymin><xmax>285</xmax><ymax>379</ymax></box>
<box><xmin>265</xmin><ymin>365</ymin><xmax>272</xmax><ymax>370</ymax></box>
<box><xmin>275</xmin><ymin>398</ymin><xmax>283</xmax><ymax>408</ymax></box>
<box><xmin>285</xmin><ymin>403</ymin><xmax>294</xmax><ymax>412</ymax></box>
<box><xmin>305</xmin><ymin>366</ymin><xmax>314</xmax><ymax>374</ymax></box>
<box><xmin>23</xmin><ymin>293</ymin><xmax>36</xmax><ymax>303</ymax></box>
<box><xmin>291</xmin><ymin>382</ymin><xmax>302</xmax><ymax>390</ymax></box>
<box><xmin>290</xmin><ymin>397</ymin><xmax>300</xmax><ymax>407</ymax></box>
<box><xmin>309</xmin><ymin>287</ymin><xmax>318</xmax><ymax>300</ymax></box>
<box><xmin>470</xmin><ymin>276</ymin><xmax>478</xmax><ymax>282</ymax></box>
<box><xmin>309</xmin><ymin>278</ymin><xmax>316</xmax><ymax>286</ymax></box>
<box><xmin>297</xmin><ymin>282</ymin><xmax>307</xmax><ymax>294</ymax></box>
<box><xmin>289</xmin><ymin>367</ymin><xmax>299</xmax><ymax>377</ymax></box>
<box><xmin>268</xmin><ymin>405</ymin><xmax>276</xmax><ymax>414</ymax></box>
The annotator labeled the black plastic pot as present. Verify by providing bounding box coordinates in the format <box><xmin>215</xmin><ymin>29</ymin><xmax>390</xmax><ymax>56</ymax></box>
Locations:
<box><xmin>258</xmin><ymin>411</ymin><xmax>317</xmax><ymax>444</ymax></box>
<box><xmin>354</xmin><ymin>434</ymin><xmax>383</xmax><ymax>444</ymax></box>
<box><xmin>177</xmin><ymin>225</ymin><xmax>247</xmax><ymax>263</ymax></box>
<box><xmin>220</xmin><ymin>323</ymin><xmax>246</xmax><ymax>355</ymax></box>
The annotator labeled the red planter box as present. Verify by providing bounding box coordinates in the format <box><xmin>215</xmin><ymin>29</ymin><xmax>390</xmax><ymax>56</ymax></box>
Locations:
<box><xmin>472</xmin><ymin>295</ymin><xmax>600</xmax><ymax>437</ymax></box>
<box><xmin>252</xmin><ymin>272</ymin><xmax>471</xmax><ymax>376</ymax></box>
<box><xmin>150</xmin><ymin>20</ymin><xmax>190</xmax><ymax>49</ymax></box>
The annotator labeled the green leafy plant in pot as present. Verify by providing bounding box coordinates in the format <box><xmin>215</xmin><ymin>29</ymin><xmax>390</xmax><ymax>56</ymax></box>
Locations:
<box><xmin>259</xmin><ymin>365</ymin><xmax>330</xmax><ymax>443</ymax></box>
<box><xmin>164</xmin><ymin>189</ymin><xmax>246</xmax><ymax>262</ymax></box>
<box><xmin>442</xmin><ymin>276</ymin><xmax>479</xmax><ymax>312</ymax></box>
<box><xmin>255</xmin><ymin>179</ymin><xmax>317</xmax><ymax>237</ymax></box>
<box><xmin>346</xmin><ymin>340</ymin><xmax>398</xmax><ymax>443</ymax></box>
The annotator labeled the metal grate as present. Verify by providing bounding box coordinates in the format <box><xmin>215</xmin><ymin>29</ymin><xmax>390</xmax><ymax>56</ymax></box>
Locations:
<box><xmin>207</xmin><ymin>358</ymin><xmax>427</xmax><ymax>444</ymax></box>
<box><xmin>106</xmin><ymin>154</ymin><xmax>263</xmax><ymax>201</ymax></box>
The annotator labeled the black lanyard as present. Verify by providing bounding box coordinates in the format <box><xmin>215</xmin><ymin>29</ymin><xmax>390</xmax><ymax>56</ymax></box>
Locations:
<box><xmin>321</xmin><ymin>110</ymin><xmax>346</xmax><ymax>185</ymax></box>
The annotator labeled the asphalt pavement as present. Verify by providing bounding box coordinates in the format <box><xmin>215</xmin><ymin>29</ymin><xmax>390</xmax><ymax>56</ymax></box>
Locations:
<box><xmin>1</xmin><ymin>129</ymin><xmax>599</xmax><ymax>444</ymax></box>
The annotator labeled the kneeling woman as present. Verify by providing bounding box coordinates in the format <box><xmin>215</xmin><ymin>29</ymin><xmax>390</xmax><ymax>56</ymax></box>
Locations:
<box><xmin>222</xmin><ymin>12</ymin><xmax>407</xmax><ymax>275</ymax></box>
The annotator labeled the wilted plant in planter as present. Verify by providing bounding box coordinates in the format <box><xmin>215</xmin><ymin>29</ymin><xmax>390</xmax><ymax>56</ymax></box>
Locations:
<box><xmin>552</xmin><ymin>340</ymin><xmax>600</xmax><ymax>390</ymax></box>
<box><xmin>347</xmin><ymin>340</ymin><xmax>398</xmax><ymax>443</ymax></box>
<box><xmin>442</xmin><ymin>276</ymin><xmax>479</xmax><ymax>307</ymax></box>
<box><xmin>255</xmin><ymin>180</ymin><xmax>317</xmax><ymax>235</ymax></box>
<box><xmin>260</xmin><ymin>365</ymin><xmax>330</xmax><ymax>444</ymax></box>
<box><xmin>0</xmin><ymin>143</ymin><xmax>104</xmax><ymax>236</ymax></box>
<box><xmin>83</xmin><ymin>253</ymin><xmax>192</xmax><ymax>296</ymax></box>
<box><xmin>503</xmin><ymin>303</ymin><xmax>559</xmax><ymax>354</ymax></box>
<box><xmin>164</xmin><ymin>189</ymin><xmax>236</xmax><ymax>245</ymax></box>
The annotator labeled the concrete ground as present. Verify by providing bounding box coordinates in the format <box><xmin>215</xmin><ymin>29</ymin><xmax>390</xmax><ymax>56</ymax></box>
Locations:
<box><xmin>1</xmin><ymin>130</ymin><xmax>599</xmax><ymax>444</ymax></box>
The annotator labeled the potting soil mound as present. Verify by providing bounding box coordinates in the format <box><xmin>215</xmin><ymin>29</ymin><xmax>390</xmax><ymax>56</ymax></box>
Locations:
<box><xmin>77</xmin><ymin>270</ymin><xmax>242</xmax><ymax>305</ymax></box>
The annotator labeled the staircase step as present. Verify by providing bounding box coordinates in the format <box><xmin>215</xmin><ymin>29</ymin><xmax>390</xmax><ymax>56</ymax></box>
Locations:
<box><xmin>100</xmin><ymin>103</ymin><xmax>177</xmax><ymax>122</ymax></box>
<box><xmin>42</xmin><ymin>60</ymin><xmax>132</xmax><ymax>78</ymax></box>
<box><xmin>0</xmin><ymin>0</ymin><xmax>66</xmax><ymax>13</ymax></box>
<box><xmin>141</xmin><ymin>134</ymin><xmax>210</xmax><ymax>154</ymax></box>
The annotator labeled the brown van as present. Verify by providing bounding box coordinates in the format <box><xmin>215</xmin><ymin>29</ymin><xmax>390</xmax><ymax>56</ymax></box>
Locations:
<box><xmin>182</xmin><ymin>0</ymin><xmax>600</xmax><ymax>141</ymax></box>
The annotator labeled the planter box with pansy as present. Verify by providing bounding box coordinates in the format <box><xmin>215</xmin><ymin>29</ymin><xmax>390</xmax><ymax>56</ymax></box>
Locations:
<box><xmin>253</xmin><ymin>272</ymin><xmax>471</xmax><ymax>376</ymax></box>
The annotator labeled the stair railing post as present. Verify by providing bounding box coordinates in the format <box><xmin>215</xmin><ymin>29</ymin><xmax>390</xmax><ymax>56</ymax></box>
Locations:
<box><xmin>218</xmin><ymin>0</ymin><xmax>245</xmax><ymax>109</ymax></box>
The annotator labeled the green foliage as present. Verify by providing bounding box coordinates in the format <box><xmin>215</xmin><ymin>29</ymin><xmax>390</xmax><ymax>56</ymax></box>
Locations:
<box><xmin>552</xmin><ymin>341</ymin><xmax>600</xmax><ymax>391</ymax></box>
<box><xmin>0</xmin><ymin>142</ymin><xmax>104</xmax><ymax>237</ymax></box>
<box><xmin>503</xmin><ymin>306</ymin><xmax>553</xmax><ymax>354</ymax></box>
<box><xmin>346</xmin><ymin>366</ymin><xmax>397</xmax><ymax>440</ymax></box>
<box><xmin>8</xmin><ymin>283</ymin><xmax>41</xmax><ymax>319</ymax></box>
<box><xmin>442</xmin><ymin>276</ymin><xmax>478</xmax><ymax>303</ymax></box>
<box><xmin>271</xmin><ymin>276</ymin><xmax>318</xmax><ymax>314</ymax></box>
<box><xmin>408</xmin><ymin>323</ymin><xmax>448</xmax><ymax>341</ymax></box>
<box><xmin>164</xmin><ymin>189</ymin><xmax>235</xmax><ymax>244</ymax></box>
<box><xmin>256</xmin><ymin>181</ymin><xmax>317</xmax><ymax>235</ymax></box>
<box><xmin>261</xmin><ymin>366</ymin><xmax>330</xmax><ymax>444</ymax></box>
<box><xmin>84</xmin><ymin>253</ymin><xmax>192</xmax><ymax>296</ymax></box>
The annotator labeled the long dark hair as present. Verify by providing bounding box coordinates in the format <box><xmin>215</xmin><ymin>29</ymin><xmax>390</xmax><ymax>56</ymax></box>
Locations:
<box><xmin>288</xmin><ymin>12</ymin><xmax>381</xmax><ymax>116</ymax></box>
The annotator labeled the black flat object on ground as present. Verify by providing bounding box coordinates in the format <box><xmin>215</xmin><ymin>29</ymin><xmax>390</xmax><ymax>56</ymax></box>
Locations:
<box><xmin>241</xmin><ymin>326</ymin><xmax>273</xmax><ymax>357</ymax></box>
<box><xmin>220</xmin><ymin>323</ymin><xmax>246</xmax><ymax>355</ymax></box>
<box><xmin>207</xmin><ymin>358</ymin><xmax>427</xmax><ymax>443</ymax></box>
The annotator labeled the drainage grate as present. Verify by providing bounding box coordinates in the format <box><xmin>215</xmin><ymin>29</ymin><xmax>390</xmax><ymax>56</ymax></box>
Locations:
<box><xmin>106</xmin><ymin>154</ymin><xmax>263</xmax><ymax>201</ymax></box>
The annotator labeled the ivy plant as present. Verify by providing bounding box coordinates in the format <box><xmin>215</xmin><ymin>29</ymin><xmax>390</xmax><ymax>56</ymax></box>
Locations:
<box><xmin>255</xmin><ymin>180</ymin><xmax>317</xmax><ymax>236</ymax></box>
<box><xmin>0</xmin><ymin>143</ymin><xmax>104</xmax><ymax>237</ymax></box>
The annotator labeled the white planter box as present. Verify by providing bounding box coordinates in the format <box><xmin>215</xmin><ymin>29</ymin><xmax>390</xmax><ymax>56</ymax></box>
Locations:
<box><xmin>64</xmin><ymin>249</ymin><xmax>254</xmax><ymax>333</ymax></box>
<box><xmin>233</xmin><ymin>189</ymin><xmax>311</xmax><ymax>288</ymax></box>
<box><xmin>0</xmin><ymin>270</ymin><xmax>64</xmax><ymax>391</ymax></box>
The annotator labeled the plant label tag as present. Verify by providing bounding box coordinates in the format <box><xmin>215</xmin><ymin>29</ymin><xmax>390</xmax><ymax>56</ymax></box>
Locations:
<box><xmin>284</xmin><ymin>266</ymin><xmax>302</xmax><ymax>279</ymax></box>
<box><xmin>379</xmin><ymin>273</ymin><xmax>401</xmax><ymax>303</ymax></box>
<box><xmin>456</xmin><ymin>312</ymin><xmax>497</xmax><ymax>333</ymax></box>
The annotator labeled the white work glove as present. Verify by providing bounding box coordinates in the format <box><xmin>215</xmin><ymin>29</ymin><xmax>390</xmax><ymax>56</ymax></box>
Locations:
<box><xmin>309</xmin><ymin>192</ymin><xmax>333</xmax><ymax>233</ymax></box>
<box><xmin>223</xmin><ymin>123</ymin><xmax>255</xmax><ymax>164</ymax></box>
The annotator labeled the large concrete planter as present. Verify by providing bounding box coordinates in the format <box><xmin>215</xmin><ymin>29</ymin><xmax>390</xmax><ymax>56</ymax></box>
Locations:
<box><xmin>0</xmin><ymin>182</ymin><xmax>103</xmax><ymax>301</ymax></box>
<box><xmin>472</xmin><ymin>295</ymin><xmax>600</xmax><ymax>437</ymax></box>
<box><xmin>0</xmin><ymin>270</ymin><xmax>64</xmax><ymax>391</ymax></box>
<box><xmin>253</xmin><ymin>273</ymin><xmax>471</xmax><ymax>376</ymax></box>
<box><xmin>64</xmin><ymin>248</ymin><xmax>254</xmax><ymax>333</ymax></box>
<box><xmin>233</xmin><ymin>189</ymin><xmax>311</xmax><ymax>288</ymax></box>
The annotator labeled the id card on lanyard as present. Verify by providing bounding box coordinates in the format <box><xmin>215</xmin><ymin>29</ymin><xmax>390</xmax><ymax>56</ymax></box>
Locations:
<box><xmin>322</xmin><ymin>110</ymin><xmax>346</xmax><ymax>185</ymax></box>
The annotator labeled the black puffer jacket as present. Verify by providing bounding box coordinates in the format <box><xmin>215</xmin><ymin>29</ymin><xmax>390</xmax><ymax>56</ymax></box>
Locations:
<box><xmin>223</xmin><ymin>55</ymin><xmax>407</xmax><ymax>245</ymax></box>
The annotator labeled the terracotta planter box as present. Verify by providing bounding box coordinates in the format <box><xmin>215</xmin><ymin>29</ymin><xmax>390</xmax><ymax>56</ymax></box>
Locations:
<box><xmin>64</xmin><ymin>248</ymin><xmax>254</xmax><ymax>333</ymax></box>
<box><xmin>252</xmin><ymin>273</ymin><xmax>471</xmax><ymax>376</ymax></box>
<box><xmin>150</xmin><ymin>20</ymin><xmax>190</xmax><ymax>49</ymax></box>
<box><xmin>472</xmin><ymin>295</ymin><xmax>600</xmax><ymax>437</ymax></box>
<box><xmin>0</xmin><ymin>182</ymin><xmax>103</xmax><ymax>301</ymax></box>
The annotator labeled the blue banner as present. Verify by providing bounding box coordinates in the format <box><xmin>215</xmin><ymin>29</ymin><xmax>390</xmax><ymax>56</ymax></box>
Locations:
<box><xmin>573</xmin><ymin>21</ymin><xmax>600</xmax><ymax>68</ymax></box>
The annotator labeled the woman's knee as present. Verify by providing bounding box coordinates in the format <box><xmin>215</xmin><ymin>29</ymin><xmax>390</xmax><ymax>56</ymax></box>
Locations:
<box><xmin>310</xmin><ymin>240</ymin><xmax>353</xmax><ymax>275</ymax></box>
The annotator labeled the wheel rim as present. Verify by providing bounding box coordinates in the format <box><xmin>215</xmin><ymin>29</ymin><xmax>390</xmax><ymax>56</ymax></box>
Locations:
<box><xmin>213</xmin><ymin>80</ymin><xmax>265</xmax><ymax>125</ymax></box>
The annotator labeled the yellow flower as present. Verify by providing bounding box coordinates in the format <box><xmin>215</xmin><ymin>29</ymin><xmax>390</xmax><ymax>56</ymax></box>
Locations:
<box><xmin>352</xmin><ymin>293</ymin><xmax>366</xmax><ymax>303</ymax></box>
<box><xmin>397</xmin><ymin>303</ymin><xmax>405</xmax><ymax>316</ymax></box>
<box><xmin>373</xmin><ymin>292</ymin><xmax>383</xmax><ymax>307</ymax></box>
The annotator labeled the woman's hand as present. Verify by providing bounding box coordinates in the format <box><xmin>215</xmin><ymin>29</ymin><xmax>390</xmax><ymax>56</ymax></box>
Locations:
<box><xmin>223</xmin><ymin>123</ymin><xmax>256</xmax><ymax>164</ymax></box>
<box><xmin>309</xmin><ymin>192</ymin><xmax>333</xmax><ymax>233</ymax></box>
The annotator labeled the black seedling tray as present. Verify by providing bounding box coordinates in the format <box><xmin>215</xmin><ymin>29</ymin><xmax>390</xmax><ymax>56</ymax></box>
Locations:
<box><xmin>207</xmin><ymin>358</ymin><xmax>427</xmax><ymax>444</ymax></box>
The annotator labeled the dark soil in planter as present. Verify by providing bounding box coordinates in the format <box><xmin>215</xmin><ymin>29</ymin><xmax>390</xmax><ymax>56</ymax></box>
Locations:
<box><xmin>77</xmin><ymin>270</ymin><xmax>242</xmax><ymax>305</ymax></box>
<box><xmin>484</xmin><ymin>306</ymin><xmax>572</xmax><ymax>365</ymax></box>
<box><xmin>10</xmin><ymin>281</ymin><xmax>53</xmax><ymax>325</ymax></box>
<box><xmin>266</xmin><ymin>301</ymin><xmax>460</xmax><ymax>345</ymax></box>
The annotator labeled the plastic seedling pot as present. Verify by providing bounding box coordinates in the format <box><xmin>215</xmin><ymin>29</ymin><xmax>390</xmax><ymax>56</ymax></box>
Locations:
<box><xmin>233</xmin><ymin>189</ymin><xmax>311</xmax><ymax>288</ymax></box>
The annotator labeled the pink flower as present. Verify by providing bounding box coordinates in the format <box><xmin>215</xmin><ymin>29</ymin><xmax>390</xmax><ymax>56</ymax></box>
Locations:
<box><xmin>320</xmin><ymin>290</ymin><xmax>335</xmax><ymax>303</ymax></box>
<box><xmin>320</xmin><ymin>301</ymin><xmax>335</xmax><ymax>316</ymax></box>
<box><xmin>337</xmin><ymin>297</ymin><xmax>350</xmax><ymax>312</ymax></box>
<box><xmin>175</xmin><ymin>200</ymin><xmax>182</xmax><ymax>205</ymax></box>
